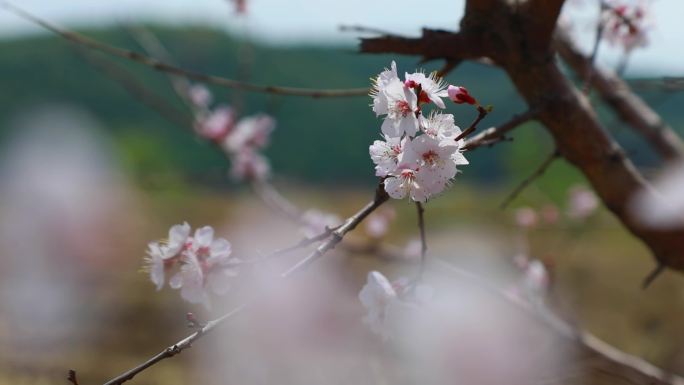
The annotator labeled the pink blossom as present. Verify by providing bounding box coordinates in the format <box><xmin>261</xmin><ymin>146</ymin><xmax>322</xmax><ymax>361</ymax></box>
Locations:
<box><xmin>223</xmin><ymin>114</ymin><xmax>275</xmax><ymax>152</ymax></box>
<box><xmin>188</xmin><ymin>84</ymin><xmax>213</xmax><ymax>108</ymax></box>
<box><xmin>515</xmin><ymin>207</ymin><xmax>538</xmax><ymax>228</ymax></box>
<box><xmin>447</xmin><ymin>85</ymin><xmax>477</xmax><ymax>105</ymax></box>
<box><xmin>230</xmin><ymin>148</ymin><xmax>271</xmax><ymax>182</ymax></box>
<box><xmin>195</xmin><ymin>106</ymin><xmax>235</xmax><ymax>141</ymax></box>
<box><xmin>365</xmin><ymin>207</ymin><xmax>396</xmax><ymax>238</ymax></box>
<box><xmin>567</xmin><ymin>185</ymin><xmax>599</xmax><ymax>220</ymax></box>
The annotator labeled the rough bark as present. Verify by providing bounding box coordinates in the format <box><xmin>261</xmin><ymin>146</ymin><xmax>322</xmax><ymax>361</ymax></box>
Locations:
<box><xmin>555</xmin><ymin>29</ymin><xmax>684</xmax><ymax>161</ymax></box>
<box><xmin>361</xmin><ymin>0</ymin><xmax>684</xmax><ymax>271</ymax></box>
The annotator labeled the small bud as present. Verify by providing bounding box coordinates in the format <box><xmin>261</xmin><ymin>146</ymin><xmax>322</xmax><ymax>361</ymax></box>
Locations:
<box><xmin>447</xmin><ymin>85</ymin><xmax>477</xmax><ymax>105</ymax></box>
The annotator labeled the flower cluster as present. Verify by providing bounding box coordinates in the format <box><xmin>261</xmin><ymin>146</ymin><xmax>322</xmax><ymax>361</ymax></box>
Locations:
<box><xmin>191</xmin><ymin>84</ymin><xmax>275</xmax><ymax>182</ymax></box>
<box><xmin>144</xmin><ymin>222</ymin><xmax>240</xmax><ymax>308</ymax></box>
<box><xmin>603</xmin><ymin>1</ymin><xmax>650</xmax><ymax>52</ymax></box>
<box><xmin>369</xmin><ymin>62</ymin><xmax>471</xmax><ymax>202</ymax></box>
<box><xmin>358</xmin><ymin>271</ymin><xmax>432</xmax><ymax>339</ymax></box>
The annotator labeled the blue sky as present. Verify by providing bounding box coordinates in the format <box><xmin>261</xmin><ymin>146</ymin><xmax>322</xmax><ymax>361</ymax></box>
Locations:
<box><xmin>0</xmin><ymin>0</ymin><xmax>682</xmax><ymax>76</ymax></box>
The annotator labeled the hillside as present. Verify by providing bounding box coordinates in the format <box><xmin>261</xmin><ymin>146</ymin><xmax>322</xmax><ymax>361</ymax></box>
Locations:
<box><xmin>1</xmin><ymin>26</ymin><xmax>682</xmax><ymax>189</ymax></box>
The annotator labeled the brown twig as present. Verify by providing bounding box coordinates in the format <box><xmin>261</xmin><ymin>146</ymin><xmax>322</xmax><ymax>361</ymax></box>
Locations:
<box><xmin>103</xmin><ymin>185</ymin><xmax>389</xmax><ymax>385</ymax></box>
<box><xmin>0</xmin><ymin>2</ymin><xmax>369</xmax><ymax>98</ymax></box>
<box><xmin>462</xmin><ymin>108</ymin><xmax>538</xmax><ymax>151</ymax></box>
<box><xmin>500</xmin><ymin>150</ymin><xmax>560</xmax><ymax>209</ymax></box>
<box><xmin>338</xmin><ymin>24</ymin><xmax>397</xmax><ymax>36</ymax></box>
<box><xmin>642</xmin><ymin>263</ymin><xmax>666</xmax><ymax>289</ymax></box>
<box><xmin>582</xmin><ymin>1</ymin><xmax>608</xmax><ymax>94</ymax></box>
<box><xmin>454</xmin><ymin>105</ymin><xmax>489</xmax><ymax>142</ymax></box>
<box><xmin>555</xmin><ymin>28</ymin><xmax>684</xmax><ymax>161</ymax></box>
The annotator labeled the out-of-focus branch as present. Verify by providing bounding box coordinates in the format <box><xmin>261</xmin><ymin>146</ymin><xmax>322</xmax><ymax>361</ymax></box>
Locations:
<box><xmin>281</xmin><ymin>183</ymin><xmax>389</xmax><ymax>277</ymax></box>
<box><xmin>556</xmin><ymin>29</ymin><xmax>684</xmax><ymax>161</ymax></box>
<box><xmin>82</xmin><ymin>51</ymin><xmax>194</xmax><ymax>128</ymax></box>
<box><xmin>0</xmin><ymin>2</ymin><xmax>369</xmax><ymax>98</ymax></box>
<box><xmin>500</xmin><ymin>150</ymin><xmax>560</xmax><ymax>209</ymax></box>
<box><xmin>361</xmin><ymin>0</ymin><xmax>684</xmax><ymax>272</ymax></box>
<box><xmin>462</xmin><ymin>108</ymin><xmax>538</xmax><ymax>151</ymax></box>
<box><xmin>434</xmin><ymin>259</ymin><xmax>684</xmax><ymax>385</ymax></box>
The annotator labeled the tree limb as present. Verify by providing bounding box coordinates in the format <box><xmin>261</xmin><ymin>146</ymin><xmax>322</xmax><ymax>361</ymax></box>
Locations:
<box><xmin>556</xmin><ymin>28</ymin><xmax>684</xmax><ymax>161</ymax></box>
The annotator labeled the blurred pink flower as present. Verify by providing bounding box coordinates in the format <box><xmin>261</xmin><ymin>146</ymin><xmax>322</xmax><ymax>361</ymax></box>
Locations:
<box><xmin>567</xmin><ymin>185</ymin><xmax>599</xmax><ymax>220</ymax></box>
<box><xmin>514</xmin><ymin>207</ymin><xmax>538</xmax><ymax>228</ymax></box>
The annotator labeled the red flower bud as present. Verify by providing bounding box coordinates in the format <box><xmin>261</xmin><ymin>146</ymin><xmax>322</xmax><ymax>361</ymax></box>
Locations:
<box><xmin>447</xmin><ymin>85</ymin><xmax>476</xmax><ymax>105</ymax></box>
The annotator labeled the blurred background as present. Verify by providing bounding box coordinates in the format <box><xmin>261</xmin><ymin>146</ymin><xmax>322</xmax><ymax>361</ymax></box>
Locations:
<box><xmin>0</xmin><ymin>1</ymin><xmax>683</xmax><ymax>384</ymax></box>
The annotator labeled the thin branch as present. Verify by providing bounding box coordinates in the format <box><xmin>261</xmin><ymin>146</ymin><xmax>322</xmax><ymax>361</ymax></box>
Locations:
<box><xmin>103</xmin><ymin>185</ymin><xmax>388</xmax><ymax>385</ymax></box>
<box><xmin>415</xmin><ymin>202</ymin><xmax>428</xmax><ymax>278</ymax></box>
<box><xmin>281</xmin><ymin>183</ymin><xmax>390</xmax><ymax>277</ymax></box>
<box><xmin>103</xmin><ymin>303</ymin><xmax>248</xmax><ymax>385</ymax></box>
<box><xmin>500</xmin><ymin>150</ymin><xmax>560</xmax><ymax>209</ymax></box>
<box><xmin>338</xmin><ymin>24</ymin><xmax>398</xmax><ymax>36</ymax></box>
<box><xmin>81</xmin><ymin>50</ymin><xmax>194</xmax><ymax>128</ymax></box>
<box><xmin>454</xmin><ymin>105</ymin><xmax>490</xmax><ymax>142</ymax></box>
<box><xmin>555</xmin><ymin>28</ymin><xmax>684</xmax><ymax>160</ymax></box>
<box><xmin>126</xmin><ymin>26</ymin><xmax>196</xmax><ymax>109</ymax></box>
<box><xmin>434</xmin><ymin>258</ymin><xmax>684</xmax><ymax>385</ymax></box>
<box><xmin>241</xmin><ymin>226</ymin><xmax>340</xmax><ymax>264</ymax></box>
<box><xmin>0</xmin><ymin>2</ymin><xmax>369</xmax><ymax>98</ymax></box>
<box><xmin>462</xmin><ymin>108</ymin><xmax>538</xmax><ymax>151</ymax></box>
<box><xmin>642</xmin><ymin>263</ymin><xmax>666</xmax><ymax>289</ymax></box>
<box><xmin>582</xmin><ymin>1</ymin><xmax>607</xmax><ymax>94</ymax></box>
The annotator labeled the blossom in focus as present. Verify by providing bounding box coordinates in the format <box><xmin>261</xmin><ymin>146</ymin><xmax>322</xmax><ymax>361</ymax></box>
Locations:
<box><xmin>380</xmin><ymin>78</ymin><xmax>422</xmax><ymax>138</ymax></box>
<box><xmin>383</xmin><ymin>163</ymin><xmax>430</xmax><ymax>202</ymax></box>
<box><xmin>371</xmin><ymin>61</ymin><xmax>399</xmax><ymax>117</ymax></box>
<box><xmin>195</xmin><ymin>106</ymin><xmax>235</xmax><ymax>141</ymax></box>
<box><xmin>447</xmin><ymin>85</ymin><xmax>477</xmax><ymax>105</ymax></box>
<box><xmin>422</xmin><ymin>112</ymin><xmax>462</xmax><ymax>141</ymax></box>
<box><xmin>230</xmin><ymin>148</ymin><xmax>271</xmax><ymax>182</ymax></box>
<box><xmin>369</xmin><ymin>62</ymin><xmax>472</xmax><ymax>202</ymax></box>
<box><xmin>403</xmin><ymin>135</ymin><xmax>460</xmax><ymax>194</ymax></box>
<box><xmin>369</xmin><ymin>135</ymin><xmax>404</xmax><ymax>177</ymax></box>
<box><xmin>301</xmin><ymin>209</ymin><xmax>342</xmax><ymax>238</ymax></box>
<box><xmin>404</xmin><ymin>71</ymin><xmax>448</xmax><ymax>108</ymax></box>
<box><xmin>567</xmin><ymin>185</ymin><xmax>599</xmax><ymax>220</ymax></box>
<box><xmin>631</xmin><ymin>162</ymin><xmax>684</xmax><ymax>228</ymax></box>
<box><xmin>145</xmin><ymin>223</ymin><xmax>238</xmax><ymax>308</ymax></box>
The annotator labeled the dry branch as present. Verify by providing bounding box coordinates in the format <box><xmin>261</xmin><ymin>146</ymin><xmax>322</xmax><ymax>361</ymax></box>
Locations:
<box><xmin>0</xmin><ymin>2</ymin><xmax>369</xmax><ymax>98</ymax></box>
<box><xmin>555</xmin><ymin>29</ymin><xmax>684</xmax><ymax>161</ymax></box>
<box><xmin>360</xmin><ymin>0</ymin><xmax>684</xmax><ymax>272</ymax></box>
